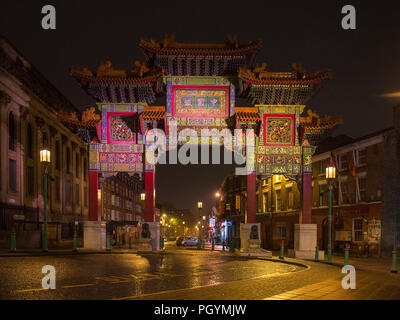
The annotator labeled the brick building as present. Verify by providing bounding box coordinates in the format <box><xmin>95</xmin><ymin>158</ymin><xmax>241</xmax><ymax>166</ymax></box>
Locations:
<box><xmin>101</xmin><ymin>172</ymin><xmax>144</xmax><ymax>245</ymax></box>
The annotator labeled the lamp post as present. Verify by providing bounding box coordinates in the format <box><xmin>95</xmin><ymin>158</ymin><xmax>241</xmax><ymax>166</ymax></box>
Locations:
<box><xmin>198</xmin><ymin>202</ymin><xmax>203</xmax><ymax>248</ymax></box>
<box><xmin>40</xmin><ymin>148</ymin><xmax>51</xmax><ymax>252</ymax></box>
<box><xmin>213</xmin><ymin>192</ymin><xmax>221</xmax><ymax>249</ymax></box>
<box><xmin>326</xmin><ymin>160</ymin><xmax>336</xmax><ymax>264</ymax></box>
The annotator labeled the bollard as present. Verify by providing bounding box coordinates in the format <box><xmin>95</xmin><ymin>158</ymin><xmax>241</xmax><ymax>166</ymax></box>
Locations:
<box><xmin>344</xmin><ymin>243</ymin><xmax>350</xmax><ymax>266</ymax></box>
<box><xmin>197</xmin><ymin>239</ymin><xmax>201</xmax><ymax>249</ymax></box>
<box><xmin>10</xmin><ymin>231</ymin><xmax>16</xmax><ymax>253</ymax></box>
<box><xmin>118</xmin><ymin>236</ymin><xmax>122</xmax><ymax>248</ymax></box>
<box><xmin>222</xmin><ymin>240</ymin><xmax>225</xmax><ymax>251</ymax></box>
<box><xmin>72</xmin><ymin>231</ymin><xmax>78</xmax><ymax>252</ymax></box>
<box><xmin>279</xmin><ymin>240</ymin><xmax>284</xmax><ymax>259</ymax></box>
<box><xmin>106</xmin><ymin>235</ymin><xmax>111</xmax><ymax>252</ymax></box>
<box><xmin>211</xmin><ymin>239</ymin><xmax>215</xmax><ymax>251</ymax></box>
<box><xmin>230</xmin><ymin>241</ymin><xmax>235</xmax><ymax>253</ymax></box>
<box><xmin>129</xmin><ymin>237</ymin><xmax>132</xmax><ymax>249</ymax></box>
<box><xmin>391</xmin><ymin>247</ymin><xmax>398</xmax><ymax>273</ymax></box>
<box><xmin>314</xmin><ymin>247</ymin><xmax>319</xmax><ymax>262</ymax></box>
<box><xmin>202</xmin><ymin>239</ymin><xmax>205</xmax><ymax>249</ymax></box>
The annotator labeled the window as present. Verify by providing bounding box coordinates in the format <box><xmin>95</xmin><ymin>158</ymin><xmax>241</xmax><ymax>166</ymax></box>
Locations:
<box><xmin>9</xmin><ymin>159</ymin><xmax>16</xmax><ymax>192</ymax></box>
<box><xmin>340</xmin><ymin>181</ymin><xmax>349</xmax><ymax>204</ymax></box>
<box><xmin>263</xmin><ymin>192</ymin><xmax>268</xmax><ymax>212</ymax></box>
<box><xmin>75</xmin><ymin>184</ymin><xmax>80</xmax><ymax>205</ymax></box>
<box><xmin>358</xmin><ymin>176</ymin><xmax>367</xmax><ymax>202</ymax></box>
<box><xmin>27</xmin><ymin>166</ymin><xmax>34</xmax><ymax>196</ymax></box>
<box><xmin>55</xmin><ymin>176</ymin><xmax>60</xmax><ymax>201</ymax></box>
<box><xmin>273</xmin><ymin>175</ymin><xmax>282</xmax><ymax>184</ymax></box>
<box><xmin>27</xmin><ymin>123</ymin><xmax>33</xmax><ymax>158</ymax></box>
<box><xmin>66</xmin><ymin>147</ymin><xmax>71</xmax><ymax>173</ymax></box>
<box><xmin>287</xmin><ymin>187</ymin><xmax>294</xmax><ymax>209</ymax></box>
<box><xmin>42</xmin><ymin>132</ymin><xmax>48</xmax><ymax>148</ymax></box>
<box><xmin>319</xmin><ymin>159</ymin><xmax>330</xmax><ymax>175</ymax></box>
<box><xmin>353</xmin><ymin>218</ymin><xmax>363</xmax><ymax>241</ymax></box>
<box><xmin>84</xmin><ymin>187</ymin><xmax>87</xmax><ymax>206</ymax></box>
<box><xmin>75</xmin><ymin>153</ymin><xmax>80</xmax><ymax>178</ymax></box>
<box><xmin>55</xmin><ymin>141</ymin><xmax>60</xmax><ymax>170</ymax></box>
<box><xmin>83</xmin><ymin>159</ymin><xmax>87</xmax><ymax>181</ymax></box>
<box><xmin>339</xmin><ymin>154</ymin><xmax>348</xmax><ymax>170</ymax></box>
<box><xmin>276</xmin><ymin>223</ymin><xmax>286</xmax><ymax>239</ymax></box>
<box><xmin>275</xmin><ymin>190</ymin><xmax>281</xmax><ymax>211</ymax></box>
<box><xmin>65</xmin><ymin>179</ymin><xmax>72</xmax><ymax>203</ymax></box>
<box><xmin>319</xmin><ymin>184</ymin><xmax>328</xmax><ymax>207</ymax></box>
<box><xmin>357</xmin><ymin>149</ymin><xmax>367</xmax><ymax>166</ymax></box>
<box><xmin>9</xmin><ymin>112</ymin><xmax>15</xmax><ymax>151</ymax></box>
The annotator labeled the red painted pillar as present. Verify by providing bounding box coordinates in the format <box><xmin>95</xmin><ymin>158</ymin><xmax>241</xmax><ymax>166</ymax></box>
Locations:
<box><xmin>89</xmin><ymin>171</ymin><xmax>100</xmax><ymax>222</ymax></box>
<box><xmin>144</xmin><ymin>170</ymin><xmax>155</xmax><ymax>222</ymax></box>
<box><xmin>246</xmin><ymin>172</ymin><xmax>257</xmax><ymax>224</ymax></box>
<box><xmin>302</xmin><ymin>172</ymin><xmax>313</xmax><ymax>224</ymax></box>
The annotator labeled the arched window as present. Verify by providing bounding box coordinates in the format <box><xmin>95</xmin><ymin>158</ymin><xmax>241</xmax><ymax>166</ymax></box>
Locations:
<box><xmin>9</xmin><ymin>112</ymin><xmax>15</xmax><ymax>151</ymax></box>
<box><xmin>27</xmin><ymin>123</ymin><xmax>33</xmax><ymax>158</ymax></box>
<box><xmin>55</xmin><ymin>141</ymin><xmax>60</xmax><ymax>170</ymax></box>
<box><xmin>42</xmin><ymin>132</ymin><xmax>48</xmax><ymax>148</ymax></box>
<box><xmin>66</xmin><ymin>147</ymin><xmax>71</xmax><ymax>173</ymax></box>
<box><xmin>83</xmin><ymin>158</ymin><xmax>87</xmax><ymax>181</ymax></box>
<box><xmin>75</xmin><ymin>153</ymin><xmax>80</xmax><ymax>178</ymax></box>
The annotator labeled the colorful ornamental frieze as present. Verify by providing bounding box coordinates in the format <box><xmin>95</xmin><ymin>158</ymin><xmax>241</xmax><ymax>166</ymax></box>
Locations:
<box><xmin>67</xmin><ymin>35</ymin><xmax>343</xmax><ymax>225</ymax></box>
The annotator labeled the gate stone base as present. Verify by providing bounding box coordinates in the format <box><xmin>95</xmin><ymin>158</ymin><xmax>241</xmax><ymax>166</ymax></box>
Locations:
<box><xmin>294</xmin><ymin>224</ymin><xmax>320</xmax><ymax>260</ymax></box>
<box><xmin>238</xmin><ymin>223</ymin><xmax>272</xmax><ymax>257</ymax></box>
<box><xmin>83</xmin><ymin>220</ymin><xmax>106</xmax><ymax>250</ymax></box>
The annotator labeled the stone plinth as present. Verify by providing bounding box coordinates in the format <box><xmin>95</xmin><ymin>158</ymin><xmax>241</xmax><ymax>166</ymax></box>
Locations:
<box><xmin>147</xmin><ymin>222</ymin><xmax>160</xmax><ymax>251</ymax></box>
<box><xmin>294</xmin><ymin>223</ymin><xmax>317</xmax><ymax>260</ymax></box>
<box><xmin>248</xmin><ymin>239</ymin><xmax>261</xmax><ymax>252</ymax></box>
<box><xmin>83</xmin><ymin>220</ymin><xmax>106</xmax><ymax>250</ymax></box>
<box><xmin>136</xmin><ymin>238</ymin><xmax>152</xmax><ymax>251</ymax></box>
<box><xmin>238</xmin><ymin>223</ymin><xmax>272</xmax><ymax>257</ymax></box>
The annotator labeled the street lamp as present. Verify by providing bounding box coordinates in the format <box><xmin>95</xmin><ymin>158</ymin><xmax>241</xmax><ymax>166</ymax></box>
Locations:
<box><xmin>40</xmin><ymin>148</ymin><xmax>51</xmax><ymax>252</ymax></box>
<box><xmin>140</xmin><ymin>193</ymin><xmax>145</xmax><ymax>201</ymax></box>
<box><xmin>326</xmin><ymin>160</ymin><xmax>336</xmax><ymax>264</ymax></box>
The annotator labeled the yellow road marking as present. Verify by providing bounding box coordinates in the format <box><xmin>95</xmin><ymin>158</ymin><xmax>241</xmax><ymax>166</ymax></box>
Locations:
<box><xmin>62</xmin><ymin>284</ymin><xmax>95</xmax><ymax>288</ymax></box>
<box><xmin>15</xmin><ymin>288</ymin><xmax>47</xmax><ymax>293</ymax></box>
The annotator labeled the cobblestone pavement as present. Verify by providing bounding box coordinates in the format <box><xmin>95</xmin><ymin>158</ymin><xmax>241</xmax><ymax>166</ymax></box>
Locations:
<box><xmin>0</xmin><ymin>243</ymin><xmax>398</xmax><ymax>300</ymax></box>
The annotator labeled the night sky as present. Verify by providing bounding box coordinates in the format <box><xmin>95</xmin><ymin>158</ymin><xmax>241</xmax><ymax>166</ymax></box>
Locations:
<box><xmin>1</xmin><ymin>0</ymin><xmax>400</xmax><ymax>217</ymax></box>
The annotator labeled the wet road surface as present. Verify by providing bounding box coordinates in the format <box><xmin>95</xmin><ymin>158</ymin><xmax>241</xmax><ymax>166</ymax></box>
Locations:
<box><xmin>0</xmin><ymin>243</ymin><xmax>311</xmax><ymax>300</ymax></box>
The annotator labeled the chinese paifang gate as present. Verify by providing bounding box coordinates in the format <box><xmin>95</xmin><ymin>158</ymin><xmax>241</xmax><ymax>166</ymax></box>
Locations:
<box><xmin>63</xmin><ymin>34</ymin><xmax>342</xmax><ymax>256</ymax></box>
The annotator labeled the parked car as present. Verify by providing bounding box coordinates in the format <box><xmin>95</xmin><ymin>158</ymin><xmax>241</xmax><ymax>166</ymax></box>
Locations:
<box><xmin>181</xmin><ymin>237</ymin><xmax>198</xmax><ymax>246</ymax></box>
<box><xmin>176</xmin><ymin>237</ymin><xmax>184</xmax><ymax>246</ymax></box>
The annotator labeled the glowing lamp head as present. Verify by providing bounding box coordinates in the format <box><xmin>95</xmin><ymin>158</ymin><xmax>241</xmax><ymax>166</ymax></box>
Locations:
<box><xmin>40</xmin><ymin>149</ymin><xmax>51</xmax><ymax>163</ymax></box>
<box><xmin>140</xmin><ymin>193</ymin><xmax>145</xmax><ymax>201</ymax></box>
<box><xmin>197</xmin><ymin>202</ymin><xmax>203</xmax><ymax>209</ymax></box>
<box><xmin>202</xmin><ymin>215</ymin><xmax>206</xmax><ymax>221</ymax></box>
<box><xmin>215</xmin><ymin>192</ymin><xmax>220</xmax><ymax>198</ymax></box>
<box><xmin>326</xmin><ymin>161</ymin><xmax>336</xmax><ymax>180</ymax></box>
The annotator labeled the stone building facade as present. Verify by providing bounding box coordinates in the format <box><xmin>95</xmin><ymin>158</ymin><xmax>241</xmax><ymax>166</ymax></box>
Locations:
<box><xmin>0</xmin><ymin>36</ymin><xmax>89</xmax><ymax>248</ymax></box>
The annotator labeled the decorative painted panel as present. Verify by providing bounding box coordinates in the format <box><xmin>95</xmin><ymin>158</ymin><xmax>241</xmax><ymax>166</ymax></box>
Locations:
<box><xmin>263</xmin><ymin>114</ymin><xmax>294</xmax><ymax>146</ymax></box>
<box><xmin>173</xmin><ymin>87</ymin><xmax>229</xmax><ymax>117</ymax></box>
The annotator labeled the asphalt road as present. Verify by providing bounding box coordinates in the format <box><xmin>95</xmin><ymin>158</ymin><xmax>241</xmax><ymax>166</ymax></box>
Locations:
<box><xmin>0</xmin><ymin>243</ymin><xmax>342</xmax><ymax>300</ymax></box>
